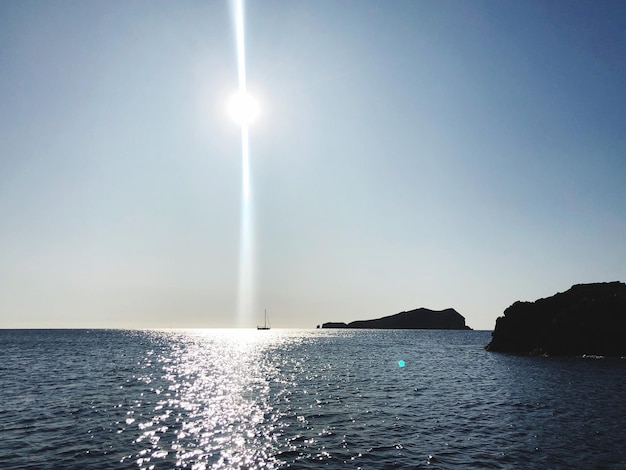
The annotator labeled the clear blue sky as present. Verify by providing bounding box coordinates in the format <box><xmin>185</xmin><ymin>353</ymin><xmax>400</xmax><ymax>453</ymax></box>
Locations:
<box><xmin>1</xmin><ymin>0</ymin><xmax>625</xmax><ymax>329</ymax></box>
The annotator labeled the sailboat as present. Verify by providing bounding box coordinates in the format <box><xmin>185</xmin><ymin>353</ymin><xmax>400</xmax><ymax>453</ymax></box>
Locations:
<box><xmin>257</xmin><ymin>309</ymin><xmax>271</xmax><ymax>330</ymax></box>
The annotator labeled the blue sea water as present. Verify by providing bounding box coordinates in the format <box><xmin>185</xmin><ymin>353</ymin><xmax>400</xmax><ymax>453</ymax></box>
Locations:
<box><xmin>1</xmin><ymin>329</ymin><xmax>626</xmax><ymax>469</ymax></box>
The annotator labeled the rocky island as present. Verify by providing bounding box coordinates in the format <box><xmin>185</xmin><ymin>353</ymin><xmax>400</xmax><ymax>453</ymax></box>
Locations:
<box><xmin>320</xmin><ymin>308</ymin><xmax>471</xmax><ymax>330</ymax></box>
<box><xmin>486</xmin><ymin>281</ymin><xmax>626</xmax><ymax>356</ymax></box>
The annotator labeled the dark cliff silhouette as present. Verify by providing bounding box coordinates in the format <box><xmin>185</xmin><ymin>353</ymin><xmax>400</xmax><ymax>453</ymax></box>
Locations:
<box><xmin>486</xmin><ymin>282</ymin><xmax>626</xmax><ymax>356</ymax></box>
<box><xmin>321</xmin><ymin>308</ymin><xmax>471</xmax><ymax>330</ymax></box>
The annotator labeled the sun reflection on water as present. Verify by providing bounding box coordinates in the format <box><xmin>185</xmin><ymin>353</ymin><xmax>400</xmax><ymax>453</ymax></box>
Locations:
<box><xmin>121</xmin><ymin>330</ymin><xmax>287</xmax><ymax>469</ymax></box>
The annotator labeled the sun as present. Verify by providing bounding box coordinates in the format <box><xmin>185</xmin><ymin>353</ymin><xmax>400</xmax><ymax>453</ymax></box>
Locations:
<box><xmin>227</xmin><ymin>91</ymin><xmax>260</xmax><ymax>126</ymax></box>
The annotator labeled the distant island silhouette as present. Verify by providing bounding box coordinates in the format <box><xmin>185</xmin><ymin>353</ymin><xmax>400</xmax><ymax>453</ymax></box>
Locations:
<box><xmin>319</xmin><ymin>308</ymin><xmax>471</xmax><ymax>330</ymax></box>
<box><xmin>486</xmin><ymin>281</ymin><xmax>626</xmax><ymax>356</ymax></box>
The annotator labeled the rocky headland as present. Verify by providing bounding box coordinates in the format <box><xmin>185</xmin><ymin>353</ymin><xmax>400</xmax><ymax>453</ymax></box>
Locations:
<box><xmin>320</xmin><ymin>308</ymin><xmax>471</xmax><ymax>330</ymax></box>
<box><xmin>486</xmin><ymin>281</ymin><xmax>626</xmax><ymax>356</ymax></box>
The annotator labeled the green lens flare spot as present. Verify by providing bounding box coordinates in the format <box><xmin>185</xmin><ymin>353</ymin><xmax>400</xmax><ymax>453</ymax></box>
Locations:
<box><xmin>398</xmin><ymin>360</ymin><xmax>405</xmax><ymax>368</ymax></box>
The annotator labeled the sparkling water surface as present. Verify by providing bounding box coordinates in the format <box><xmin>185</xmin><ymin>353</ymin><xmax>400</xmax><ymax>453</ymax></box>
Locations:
<box><xmin>2</xmin><ymin>329</ymin><xmax>626</xmax><ymax>469</ymax></box>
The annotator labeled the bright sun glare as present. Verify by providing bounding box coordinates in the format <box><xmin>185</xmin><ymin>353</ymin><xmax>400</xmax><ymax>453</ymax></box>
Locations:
<box><xmin>228</xmin><ymin>91</ymin><xmax>260</xmax><ymax>126</ymax></box>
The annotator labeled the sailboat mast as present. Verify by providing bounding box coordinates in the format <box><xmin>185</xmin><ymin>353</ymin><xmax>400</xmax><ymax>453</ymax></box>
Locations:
<box><xmin>258</xmin><ymin>309</ymin><xmax>270</xmax><ymax>330</ymax></box>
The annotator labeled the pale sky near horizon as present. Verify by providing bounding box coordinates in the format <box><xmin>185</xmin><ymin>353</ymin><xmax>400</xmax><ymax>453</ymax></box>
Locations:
<box><xmin>1</xmin><ymin>0</ymin><xmax>625</xmax><ymax>330</ymax></box>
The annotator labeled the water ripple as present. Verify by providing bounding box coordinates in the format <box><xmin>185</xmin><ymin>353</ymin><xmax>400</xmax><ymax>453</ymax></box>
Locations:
<box><xmin>2</xmin><ymin>329</ymin><xmax>626</xmax><ymax>468</ymax></box>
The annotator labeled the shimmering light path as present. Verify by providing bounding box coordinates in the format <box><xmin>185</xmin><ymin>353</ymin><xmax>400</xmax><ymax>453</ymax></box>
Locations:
<box><xmin>232</xmin><ymin>0</ymin><xmax>255</xmax><ymax>326</ymax></box>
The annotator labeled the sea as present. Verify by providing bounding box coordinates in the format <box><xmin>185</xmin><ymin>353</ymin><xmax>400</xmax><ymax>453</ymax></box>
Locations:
<box><xmin>2</xmin><ymin>329</ymin><xmax>626</xmax><ymax>469</ymax></box>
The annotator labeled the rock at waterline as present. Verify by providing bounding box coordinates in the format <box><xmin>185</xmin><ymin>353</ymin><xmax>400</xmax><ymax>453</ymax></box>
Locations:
<box><xmin>486</xmin><ymin>282</ymin><xmax>626</xmax><ymax>356</ymax></box>
<box><xmin>321</xmin><ymin>308</ymin><xmax>471</xmax><ymax>330</ymax></box>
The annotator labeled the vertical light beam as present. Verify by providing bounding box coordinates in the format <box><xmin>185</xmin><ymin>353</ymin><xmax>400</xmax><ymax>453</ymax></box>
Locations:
<box><xmin>237</xmin><ymin>125</ymin><xmax>254</xmax><ymax>327</ymax></box>
<box><xmin>233</xmin><ymin>0</ymin><xmax>255</xmax><ymax>327</ymax></box>
<box><xmin>234</xmin><ymin>0</ymin><xmax>247</xmax><ymax>93</ymax></box>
